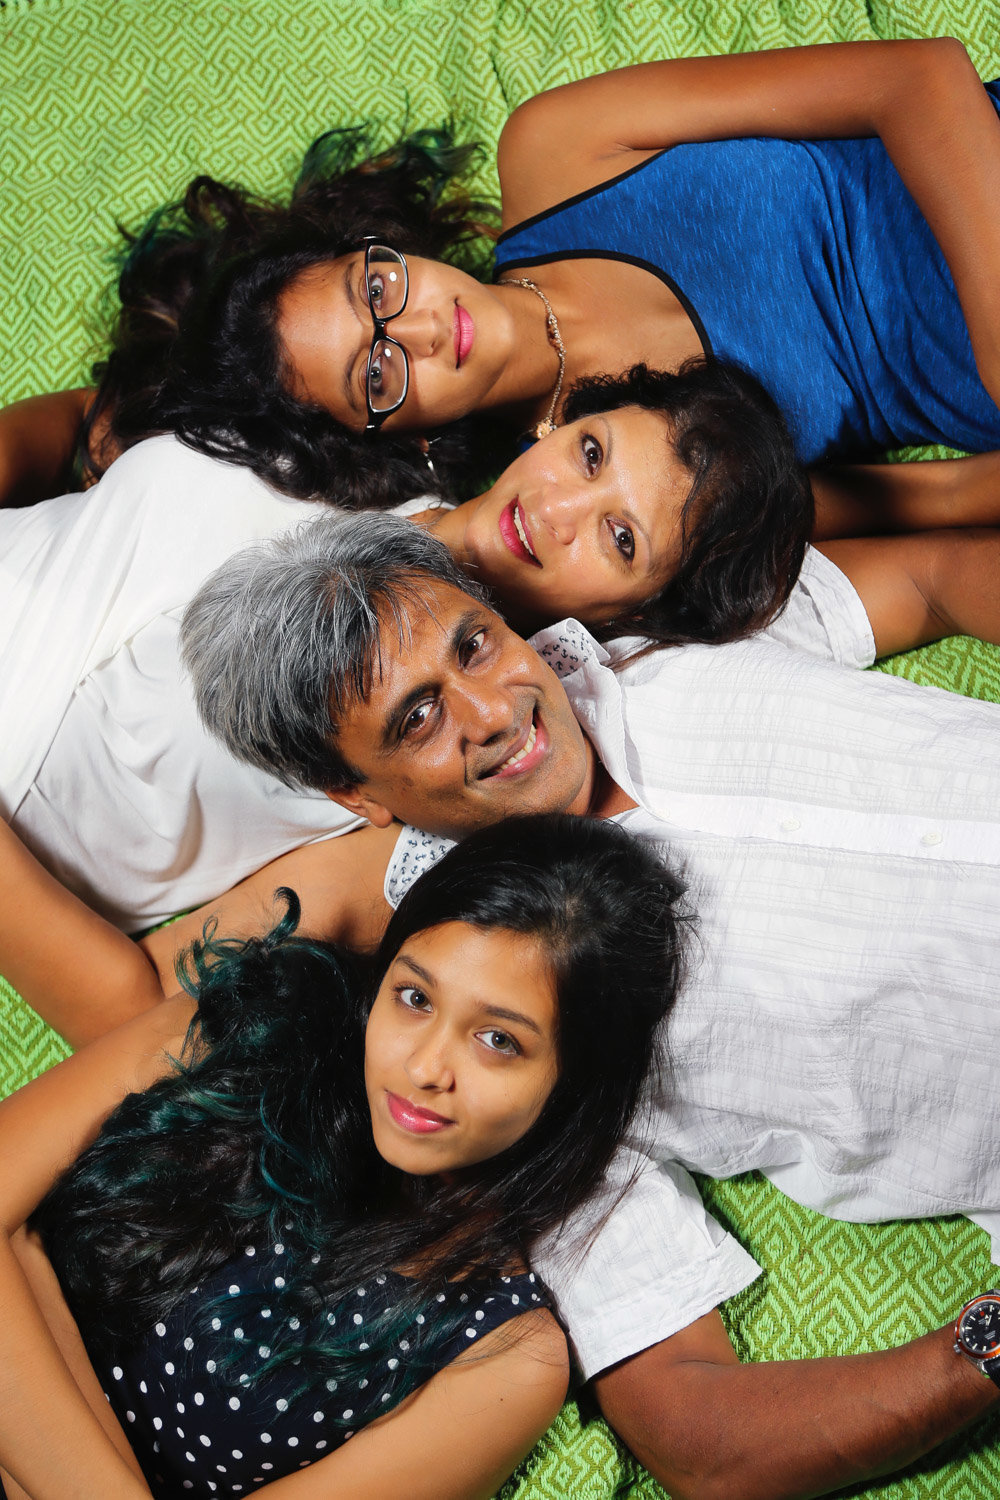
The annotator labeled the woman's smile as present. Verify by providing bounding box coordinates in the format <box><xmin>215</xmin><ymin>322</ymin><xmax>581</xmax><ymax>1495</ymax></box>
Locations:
<box><xmin>499</xmin><ymin>498</ymin><xmax>542</xmax><ymax>565</ymax></box>
<box><xmin>385</xmin><ymin>1091</ymin><xmax>455</xmax><ymax>1133</ymax></box>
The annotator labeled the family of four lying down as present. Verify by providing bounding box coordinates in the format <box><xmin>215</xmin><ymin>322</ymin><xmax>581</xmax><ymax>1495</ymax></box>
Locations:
<box><xmin>2</xmin><ymin>34</ymin><xmax>1000</xmax><ymax>1500</ymax></box>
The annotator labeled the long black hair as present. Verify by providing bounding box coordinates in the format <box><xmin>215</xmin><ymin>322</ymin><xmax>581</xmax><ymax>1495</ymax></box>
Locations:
<box><xmin>79</xmin><ymin>126</ymin><xmax>505</xmax><ymax>504</ymax></box>
<box><xmin>562</xmin><ymin>359</ymin><xmax>814</xmax><ymax>648</ymax></box>
<box><xmin>34</xmin><ymin>815</ymin><xmax>687</xmax><ymax>1406</ymax></box>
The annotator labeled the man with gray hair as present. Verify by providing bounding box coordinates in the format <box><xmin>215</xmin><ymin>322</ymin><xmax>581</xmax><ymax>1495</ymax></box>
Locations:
<box><xmin>182</xmin><ymin>510</ymin><xmax>493</xmax><ymax>800</ymax></box>
<box><xmin>158</xmin><ymin>507</ymin><xmax>1000</xmax><ymax>1500</ymax></box>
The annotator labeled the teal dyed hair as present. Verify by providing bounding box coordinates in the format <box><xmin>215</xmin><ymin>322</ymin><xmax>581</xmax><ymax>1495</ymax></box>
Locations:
<box><xmin>34</xmin><ymin>816</ymin><xmax>688</xmax><ymax>1419</ymax></box>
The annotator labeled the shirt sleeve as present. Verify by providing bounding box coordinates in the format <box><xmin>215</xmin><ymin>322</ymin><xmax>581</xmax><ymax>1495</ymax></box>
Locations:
<box><xmin>762</xmin><ymin>545</ymin><xmax>876</xmax><ymax>668</ymax></box>
<box><xmin>389</xmin><ymin>494</ymin><xmax>452</xmax><ymax>519</ymax></box>
<box><xmin>529</xmin><ymin>1149</ymin><xmax>761</xmax><ymax>1380</ymax></box>
<box><xmin>384</xmin><ymin>824</ymin><xmax>455</xmax><ymax>908</ymax></box>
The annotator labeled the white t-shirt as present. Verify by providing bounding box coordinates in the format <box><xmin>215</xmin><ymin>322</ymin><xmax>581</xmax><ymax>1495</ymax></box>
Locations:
<box><xmin>384</xmin><ymin>555</ymin><xmax>1000</xmax><ymax>1376</ymax></box>
<box><xmin>2</xmin><ymin>437</ymin><xmax>424</xmax><ymax>930</ymax></box>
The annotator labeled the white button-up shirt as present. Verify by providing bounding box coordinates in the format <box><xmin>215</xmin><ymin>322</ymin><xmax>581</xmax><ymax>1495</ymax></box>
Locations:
<box><xmin>385</xmin><ymin>554</ymin><xmax>1000</xmax><ymax>1376</ymax></box>
<box><xmin>0</xmin><ymin>437</ymin><xmax>366</xmax><ymax>931</ymax></box>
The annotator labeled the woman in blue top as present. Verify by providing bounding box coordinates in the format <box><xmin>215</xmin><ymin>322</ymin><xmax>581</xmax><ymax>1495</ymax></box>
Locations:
<box><xmin>274</xmin><ymin>36</ymin><xmax>1000</xmax><ymax>475</ymax></box>
<box><xmin>5</xmin><ymin>37</ymin><xmax>1000</xmax><ymax>534</ymax></box>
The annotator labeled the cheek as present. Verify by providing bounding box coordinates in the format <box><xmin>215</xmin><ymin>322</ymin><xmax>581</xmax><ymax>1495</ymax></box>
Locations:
<box><xmin>363</xmin><ymin>1008</ymin><xmax>398</xmax><ymax>1092</ymax></box>
<box><xmin>475</xmin><ymin>1072</ymin><xmax>552</xmax><ymax>1154</ymax></box>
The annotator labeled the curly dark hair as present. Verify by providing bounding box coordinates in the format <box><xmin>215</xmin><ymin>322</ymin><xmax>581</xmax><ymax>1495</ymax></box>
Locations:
<box><xmin>562</xmin><ymin>359</ymin><xmax>814</xmax><ymax>649</ymax></box>
<box><xmin>79</xmin><ymin>126</ymin><xmax>508</xmax><ymax>506</ymax></box>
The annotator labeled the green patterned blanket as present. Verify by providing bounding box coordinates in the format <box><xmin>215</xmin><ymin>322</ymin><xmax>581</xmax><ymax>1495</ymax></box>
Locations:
<box><xmin>3</xmin><ymin>1</ymin><xmax>1000</xmax><ymax>1495</ymax></box>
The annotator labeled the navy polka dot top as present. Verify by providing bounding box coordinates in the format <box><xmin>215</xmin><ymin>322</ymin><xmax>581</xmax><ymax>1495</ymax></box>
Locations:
<box><xmin>89</xmin><ymin>1240</ymin><xmax>548</xmax><ymax>1496</ymax></box>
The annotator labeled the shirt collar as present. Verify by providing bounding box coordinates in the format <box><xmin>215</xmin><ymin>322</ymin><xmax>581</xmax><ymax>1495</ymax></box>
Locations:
<box><xmin>529</xmin><ymin>619</ymin><xmax>644</xmax><ymax>810</ymax></box>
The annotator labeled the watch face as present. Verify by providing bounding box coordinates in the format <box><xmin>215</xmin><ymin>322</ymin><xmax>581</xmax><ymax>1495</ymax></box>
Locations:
<box><xmin>959</xmin><ymin>1298</ymin><xmax>1000</xmax><ymax>1357</ymax></box>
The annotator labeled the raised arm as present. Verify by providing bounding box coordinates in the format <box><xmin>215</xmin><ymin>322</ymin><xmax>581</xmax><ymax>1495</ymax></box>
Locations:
<box><xmin>816</xmin><ymin>529</ymin><xmax>1000</xmax><ymax>656</ymax></box>
<box><xmin>0</xmin><ymin>997</ymin><xmax>191</xmax><ymax>1500</ymax></box>
<box><xmin>0</xmin><ymin>820</ymin><xmax>166</xmax><ymax>1048</ymax></box>
<box><xmin>595</xmin><ymin>1307</ymin><xmax>998</xmax><ymax>1500</ymax></box>
<box><xmin>499</xmin><ymin>39</ymin><xmax>1000</xmax><ymax>405</ymax></box>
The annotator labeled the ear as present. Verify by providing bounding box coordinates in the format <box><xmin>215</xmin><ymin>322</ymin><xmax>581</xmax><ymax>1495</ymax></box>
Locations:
<box><xmin>324</xmin><ymin>785</ymin><xmax>396</xmax><ymax>829</ymax></box>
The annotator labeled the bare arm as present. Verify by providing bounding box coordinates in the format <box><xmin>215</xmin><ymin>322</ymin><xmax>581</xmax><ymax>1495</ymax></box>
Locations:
<box><xmin>499</xmin><ymin>40</ymin><xmax>1000</xmax><ymax>406</ymax></box>
<box><xmin>11</xmin><ymin>1228</ymin><xmax>144</xmax><ymax>1478</ymax></box>
<box><xmin>595</xmin><ymin>1308</ymin><xmax>998</xmax><ymax>1500</ymax></box>
<box><xmin>0</xmin><ymin>820</ymin><xmax>167</xmax><ymax>1048</ymax></box>
<box><xmin>811</xmin><ymin>453</ymin><xmax>1000</xmax><ymax>539</ymax></box>
<box><xmin>0</xmin><ymin>999</ymin><xmax>192</xmax><ymax>1500</ymax></box>
<box><xmin>0</xmin><ymin>389</ymin><xmax>92</xmax><ymax>507</ymax></box>
<box><xmin>140</xmin><ymin>821</ymin><xmax>400</xmax><ymax>993</ymax></box>
<box><xmin>816</xmin><ymin>529</ymin><xmax>1000</xmax><ymax>656</ymax></box>
<box><xmin>263</xmin><ymin>1311</ymin><xmax>567</xmax><ymax>1500</ymax></box>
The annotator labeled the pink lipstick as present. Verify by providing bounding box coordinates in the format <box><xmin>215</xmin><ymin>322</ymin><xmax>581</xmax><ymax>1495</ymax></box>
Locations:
<box><xmin>386</xmin><ymin>1092</ymin><xmax>454</xmax><ymax>1134</ymax></box>
<box><xmin>453</xmin><ymin>304</ymin><xmax>475</xmax><ymax>367</ymax></box>
<box><xmin>498</xmin><ymin>499</ymin><xmax>541</xmax><ymax>566</ymax></box>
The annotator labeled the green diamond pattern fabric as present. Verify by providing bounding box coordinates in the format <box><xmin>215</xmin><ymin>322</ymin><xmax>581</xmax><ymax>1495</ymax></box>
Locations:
<box><xmin>3</xmin><ymin>1</ymin><xmax>1000</xmax><ymax>1495</ymax></box>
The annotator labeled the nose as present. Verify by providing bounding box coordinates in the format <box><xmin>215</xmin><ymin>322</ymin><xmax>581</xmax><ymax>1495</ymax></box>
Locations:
<box><xmin>453</xmin><ymin>673</ymin><xmax>518</xmax><ymax>745</ymax></box>
<box><xmin>405</xmin><ymin>1026</ymin><xmax>455</xmax><ymax>1092</ymax></box>
<box><xmin>386</xmin><ymin>303</ymin><xmax>438</xmax><ymax>360</ymax></box>
<box><xmin>532</xmin><ymin>479</ymin><xmax>589</xmax><ymax>546</ymax></box>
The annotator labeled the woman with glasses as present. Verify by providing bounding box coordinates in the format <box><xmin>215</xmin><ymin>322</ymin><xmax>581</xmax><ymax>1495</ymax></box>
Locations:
<box><xmin>5</xmin><ymin>36</ymin><xmax>1000</xmax><ymax>537</ymax></box>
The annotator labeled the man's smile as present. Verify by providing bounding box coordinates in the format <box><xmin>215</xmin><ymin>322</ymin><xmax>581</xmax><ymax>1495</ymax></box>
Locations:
<box><xmin>479</xmin><ymin>709</ymin><xmax>548</xmax><ymax>781</ymax></box>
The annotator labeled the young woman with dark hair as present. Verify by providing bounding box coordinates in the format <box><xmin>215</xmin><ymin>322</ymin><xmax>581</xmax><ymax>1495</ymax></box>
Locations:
<box><xmin>76</xmin><ymin>127</ymin><xmax>509</xmax><ymax>510</ymax></box>
<box><xmin>1</xmin><ymin>126</ymin><xmax>502</xmax><ymax>510</ymax></box>
<box><xmin>0</xmin><ymin>812</ymin><xmax>685</xmax><ymax>1500</ymax></box>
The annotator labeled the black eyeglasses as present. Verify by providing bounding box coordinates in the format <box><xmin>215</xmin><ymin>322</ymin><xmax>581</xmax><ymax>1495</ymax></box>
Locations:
<box><xmin>360</xmin><ymin>239</ymin><xmax>410</xmax><ymax>432</ymax></box>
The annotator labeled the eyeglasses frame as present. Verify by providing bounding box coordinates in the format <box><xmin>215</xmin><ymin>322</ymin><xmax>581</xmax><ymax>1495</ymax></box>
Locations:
<box><xmin>360</xmin><ymin>237</ymin><xmax>410</xmax><ymax>433</ymax></box>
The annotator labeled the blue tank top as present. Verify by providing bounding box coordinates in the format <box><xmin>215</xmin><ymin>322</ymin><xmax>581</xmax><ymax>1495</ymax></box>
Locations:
<box><xmin>494</xmin><ymin>84</ymin><xmax>1000</xmax><ymax>465</ymax></box>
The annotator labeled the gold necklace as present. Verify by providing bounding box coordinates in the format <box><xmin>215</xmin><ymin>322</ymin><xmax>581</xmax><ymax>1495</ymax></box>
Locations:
<box><xmin>499</xmin><ymin>277</ymin><xmax>566</xmax><ymax>439</ymax></box>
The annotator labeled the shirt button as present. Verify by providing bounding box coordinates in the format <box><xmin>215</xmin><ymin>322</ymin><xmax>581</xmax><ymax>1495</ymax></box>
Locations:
<box><xmin>780</xmin><ymin>817</ymin><xmax>801</xmax><ymax>833</ymax></box>
<box><xmin>920</xmin><ymin>831</ymin><xmax>943</xmax><ymax>846</ymax></box>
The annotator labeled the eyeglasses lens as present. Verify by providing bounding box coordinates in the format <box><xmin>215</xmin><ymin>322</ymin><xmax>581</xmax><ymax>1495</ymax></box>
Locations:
<box><xmin>365</xmin><ymin>246</ymin><xmax>408</xmax><ymax>414</ymax></box>
<box><xmin>365</xmin><ymin>247</ymin><xmax>407</xmax><ymax>319</ymax></box>
<box><xmin>367</xmin><ymin>339</ymin><xmax>407</xmax><ymax>411</ymax></box>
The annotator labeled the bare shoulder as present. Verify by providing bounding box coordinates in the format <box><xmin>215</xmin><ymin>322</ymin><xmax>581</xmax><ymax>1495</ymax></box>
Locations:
<box><xmin>259</xmin><ymin>1308</ymin><xmax>567</xmax><ymax>1500</ymax></box>
<box><xmin>497</xmin><ymin>81</ymin><xmax>640</xmax><ymax>228</ymax></box>
<box><xmin>452</xmin><ymin>1304</ymin><xmax>569</xmax><ymax>1387</ymax></box>
<box><xmin>497</xmin><ymin>39</ymin><xmax>979</xmax><ymax>230</ymax></box>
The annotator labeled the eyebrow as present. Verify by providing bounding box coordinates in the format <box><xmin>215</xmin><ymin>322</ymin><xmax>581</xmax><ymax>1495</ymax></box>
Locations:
<box><xmin>478</xmin><ymin>1002</ymin><xmax>544</xmax><ymax>1038</ymax></box>
<box><xmin>341</xmin><ymin>261</ymin><xmax>362</xmax><ymax>416</ymax></box>
<box><xmin>395</xmin><ymin>954</ymin><xmax>545</xmax><ymax>1037</ymax></box>
<box><xmin>604</xmin><ymin>415</ymin><xmax>654</xmax><ymax>574</ymax></box>
<box><xmin>378</xmin><ymin>607</ymin><xmax>485</xmax><ymax>752</ymax></box>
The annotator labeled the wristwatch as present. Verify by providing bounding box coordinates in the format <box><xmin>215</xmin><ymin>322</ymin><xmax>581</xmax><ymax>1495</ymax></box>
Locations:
<box><xmin>954</xmin><ymin>1291</ymin><xmax>1000</xmax><ymax>1385</ymax></box>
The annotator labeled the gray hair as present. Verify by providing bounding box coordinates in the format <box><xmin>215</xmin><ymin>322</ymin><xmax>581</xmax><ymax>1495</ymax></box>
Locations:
<box><xmin>181</xmin><ymin>510</ymin><xmax>488</xmax><ymax>790</ymax></box>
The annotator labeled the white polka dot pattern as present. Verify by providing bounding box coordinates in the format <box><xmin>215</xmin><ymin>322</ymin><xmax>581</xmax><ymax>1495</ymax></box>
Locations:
<box><xmin>92</xmin><ymin>1241</ymin><xmax>547</xmax><ymax>1496</ymax></box>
